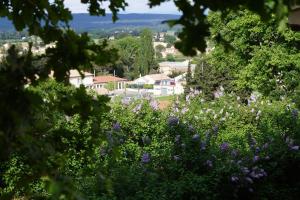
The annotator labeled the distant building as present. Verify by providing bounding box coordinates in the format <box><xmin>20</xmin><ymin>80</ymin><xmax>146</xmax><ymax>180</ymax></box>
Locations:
<box><xmin>68</xmin><ymin>70</ymin><xmax>94</xmax><ymax>88</ymax></box>
<box><xmin>133</xmin><ymin>74</ymin><xmax>172</xmax><ymax>86</ymax></box>
<box><xmin>92</xmin><ymin>75</ymin><xmax>127</xmax><ymax>89</ymax></box>
<box><xmin>91</xmin><ymin>75</ymin><xmax>127</xmax><ymax>95</ymax></box>
<box><xmin>159</xmin><ymin>60</ymin><xmax>196</xmax><ymax>75</ymax></box>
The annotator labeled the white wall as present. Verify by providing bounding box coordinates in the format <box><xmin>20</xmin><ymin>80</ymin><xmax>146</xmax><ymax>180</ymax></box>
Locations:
<box><xmin>69</xmin><ymin>75</ymin><xmax>94</xmax><ymax>88</ymax></box>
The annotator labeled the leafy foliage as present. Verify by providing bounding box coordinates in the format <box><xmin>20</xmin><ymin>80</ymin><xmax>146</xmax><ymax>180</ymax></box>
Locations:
<box><xmin>0</xmin><ymin>0</ymin><xmax>298</xmax><ymax>199</ymax></box>
<box><xmin>92</xmin><ymin>93</ymin><xmax>300</xmax><ymax>200</ymax></box>
<box><xmin>197</xmin><ymin>9</ymin><xmax>300</xmax><ymax>99</ymax></box>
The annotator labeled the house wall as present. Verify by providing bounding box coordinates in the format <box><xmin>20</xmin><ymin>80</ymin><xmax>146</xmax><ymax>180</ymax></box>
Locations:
<box><xmin>69</xmin><ymin>75</ymin><xmax>94</xmax><ymax>88</ymax></box>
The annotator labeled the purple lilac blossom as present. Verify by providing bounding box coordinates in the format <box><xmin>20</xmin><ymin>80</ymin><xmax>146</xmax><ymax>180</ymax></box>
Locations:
<box><xmin>253</xmin><ymin>156</ymin><xmax>259</xmax><ymax>162</ymax></box>
<box><xmin>113</xmin><ymin>122</ymin><xmax>121</xmax><ymax>132</ymax></box>
<box><xmin>133</xmin><ymin>104</ymin><xmax>142</xmax><ymax>113</ymax></box>
<box><xmin>292</xmin><ymin>109</ymin><xmax>299</xmax><ymax>118</ymax></box>
<box><xmin>121</xmin><ymin>98</ymin><xmax>131</xmax><ymax>106</ymax></box>
<box><xmin>150</xmin><ymin>100</ymin><xmax>159</xmax><ymax>110</ymax></box>
<box><xmin>200</xmin><ymin>142</ymin><xmax>206</xmax><ymax>150</ymax></box>
<box><xmin>168</xmin><ymin>116</ymin><xmax>179</xmax><ymax>126</ymax></box>
<box><xmin>245</xmin><ymin>177</ymin><xmax>254</xmax><ymax>184</ymax></box>
<box><xmin>173</xmin><ymin>155</ymin><xmax>181</xmax><ymax>161</ymax></box>
<box><xmin>212</xmin><ymin>125</ymin><xmax>219</xmax><ymax>134</ymax></box>
<box><xmin>220</xmin><ymin>142</ymin><xmax>230</xmax><ymax>152</ymax></box>
<box><xmin>231</xmin><ymin>176</ymin><xmax>239</xmax><ymax>182</ymax></box>
<box><xmin>262</xmin><ymin>143</ymin><xmax>269</xmax><ymax>149</ymax></box>
<box><xmin>175</xmin><ymin>135</ymin><xmax>181</xmax><ymax>143</ymax></box>
<box><xmin>141</xmin><ymin>153</ymin><xmax>151</xmax><ymax>164</ymax></box>
<box><xmin>206</xmin><ymin>160</ymin><xmax>213</xmax><ymax>168</ymax></box>
<box><xmin>192</xmin><ymin>134</ymin><xmax>200</xmax><ymax>141</ymax></box>
<box><xmin>265</xmin><ymin>156</ymin><xmax>270</xmax><ymax>160</ymax></box>
<box><xmin>255</xmin><ymin>147</ymin><xmax>260</xmax><ymax>154</ymax></box>
<box><xmin>241</xmin><ymin>167</ymin><xmax>250</xmax><ymax>174</ymax></box>
<box><xmin>188</xmin><ymin>125</ymin><xmax>195</xmax><ymax>132</ymax></box>
<box><xmin>290</xmin><ymin>145</ymin><xmax>299</xmax><ymax>150</ymax></box>
<box><xmin>231</xmin><ymin>150</ymin><xmax>239</xmax><ymax>157</ymax></box>
<box><xmin>181</xmin><ymin>107</ymin><xmax>189</xmax><ymax>114</ymax></box>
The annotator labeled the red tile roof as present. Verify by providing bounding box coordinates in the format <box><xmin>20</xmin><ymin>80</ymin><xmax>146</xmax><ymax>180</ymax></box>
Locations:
<box><xmin>93</xmin><ymin>75</ymin><xmax>127</xmax><ymax>84</ymax></box>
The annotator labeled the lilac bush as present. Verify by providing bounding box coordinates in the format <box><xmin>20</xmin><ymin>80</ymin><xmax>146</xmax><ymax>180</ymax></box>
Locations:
<box><xmin>98</xmin><ymin>94</ymin><xmax>300</xmax><ymax>200</ymax></box>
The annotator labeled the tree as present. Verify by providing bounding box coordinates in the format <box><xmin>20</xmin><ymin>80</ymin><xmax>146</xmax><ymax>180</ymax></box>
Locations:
<box><xmin>192</xmin><ymin>56</ymin><xmax>233</xmax><ymax>99</ymax></box>
<box><xmin>155</xmin><ymin>44</ymin><xmax>166</xmax><ymax>53</ymax></box>
<box><xmin>184</xmin><ymin>61</ymin><xmax>192</xmax><ymax>95</ymax></box>
<box><xmin>112</xmin><ymin>36</ymin><xmax>140</xmax><ymax>79</ymax></box>
<box><xmin>164</xmin><ymin>35</ymin><xmax>176</xmax><ymax>46</ymax></box>
<box><xmin>135</xmin><ymin>29</ymin><xmax>157</xmax><ymax>75</ymax></box>
<box><xmin>166</xmin><ymin>54</ymin><xmax>175</xmax><ymax>61</ymax></box>
<box><xmin>206</xmin><ymin>9</ymin><xmax>300</xmax><ymax>99</ymax></box>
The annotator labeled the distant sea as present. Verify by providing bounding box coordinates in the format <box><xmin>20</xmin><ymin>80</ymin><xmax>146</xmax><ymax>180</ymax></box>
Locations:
<box><xmin>0</xmin><ymin>13</ymin><xmax>180</xmax><ymax>32</ymax></box>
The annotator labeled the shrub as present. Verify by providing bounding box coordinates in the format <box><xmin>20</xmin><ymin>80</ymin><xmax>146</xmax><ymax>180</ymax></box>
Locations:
<box><xmin>95</xmin><ymin>92</ymin><xmax>300</xmax><ymax>199</ymax></box>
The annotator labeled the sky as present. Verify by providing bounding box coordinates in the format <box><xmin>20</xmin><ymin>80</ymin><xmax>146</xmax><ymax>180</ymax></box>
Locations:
<box><xmin>64</xmin><ymin>0</ymin><xmax>180</xmax><ymax>14</ymax></box>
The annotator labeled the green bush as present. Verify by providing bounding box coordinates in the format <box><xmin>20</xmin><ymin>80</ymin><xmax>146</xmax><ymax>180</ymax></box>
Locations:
<box><xmin>95</xmin><ymin>93</ymin><xmax>300</xmax><ymax>200</ymax></box>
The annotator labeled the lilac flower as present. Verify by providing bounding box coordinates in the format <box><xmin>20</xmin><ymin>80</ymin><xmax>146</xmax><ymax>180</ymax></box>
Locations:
<box><xmin>188</xmin><ymin>125</ymin><xmax>195</xmax><ymax>132</ymax></box>
<box><xmin>173</xmin><ymin>155</ymin><xmax>181</xmax><ymax>161</ymax></box>
<box><xmin>231</xmin><ymin>176</ymin><xmax>239</xmax><ymax>182</ymax></box>
<box><xmin>220</xmin><ymin>142</ymin><xmax>230</xmax><ymax>152</ymax></box>
<box><xmin>185</xmin><ymin>95</ymin><xmax>190</xmax><ymax>103</ymax></box>
<box><xmin>265</xmin><ymin>156</ymin><xmax>270</xmax><ymax>160</ymax></box>
<box><xmin>262</xmin><ymin>143</ymin><xmax>269</xmax><ymax>149</ymax></box>
<box><xmin>150</xmin><ymin>100</ymin><xmax>159</xmax><ymax>111</ymax></box>
<box><xmin>175</xmin><ymin>135</ymin><xmax>181</xmax><ymax>143</ymax></box>
<box><xmin>290</xmin><ymin>145</ymin><xmax>299</xmax><ymax>151</ymax></box>
<box><xmin>292</xmin><ymin>109</ymin><xmax>299</xmax><ymax>118</ymax></box>
<box><xmin>231</xmin><ymin>150</ymin><xmax>239</xmax><ymax>158</ymax></box>
<box><xmin>200</xmin><ymin>142</ymin><xmax>206</xmax><ymax>150</ymax></box>
<box><xmin>236</xmin><ymin>160</ymin><xmax>242</xmax><ymax>165</ymax></box>
<box><xmin>255</xmin><ymin>147</ymin><xmax>260</xmax><ymax>154</ymax></box>
<box><xmin>181</xmin><ymin>107</ymin><xmax>189</xmax><ymax>114</ymax></box>
<box><xmin>133</xmin><ymin>104</ymin><xmax>142</xmax><ymax>113</ymax></box>
<box><xmin>206</xmin><ymin>160</ymin><xmax>213</xmax><ymax>168</ymax></box>
<box><xmin>245</xmin><ymin>177</ymin><xmax>253</xmax><ymax>184</ymax></box>
<box><xmin>241</xmin><ymin>167</ymin><xmax>250</xmax><ymax>174</ymax></box>
<box><xmin>107</xmin><ymin>132</ymin><xmax>114</xmax><ymax>144</ymax></box>
<box><xmin>168</xmin><ymin>116</ymin><xmax>179</xmax><ymax>126</ymax></box>
<box><xmin>112</xmin><ymin>122</ymin><xmax>121</xmax><ymax>132</ymax></box>
<box><xmin>253</xmin><ymin>155</ymin><xmax>259</xmax><ymax>162</ymax></box>
<box><xmin>121</xmin><ymin>98</ymin><xmax>131</xmax><ymax>106</ymax></box>
<box><xmin>212</xmin><ymin>125</ymin><xmax>219</xmax><ymax>134</ymax></box>
<box><xmin>141</xmin><ymin>153</ymin><xmax>151</xmax><ymax>164</ymax></box>
<box><xmin>250</xmin><ymin>171</ymin><xmax>258</xmax><ymax>179</ymax></box>
<box><xmin>192</xmin><ymin>134</ymin><xmax>200</xmax><ymax>141</ymax></box>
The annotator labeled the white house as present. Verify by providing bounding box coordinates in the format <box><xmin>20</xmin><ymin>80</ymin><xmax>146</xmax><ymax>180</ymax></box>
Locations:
<box><xmin>69</xmin><ymin>70</ymin><xmax>94</xmax><ymax>88</ymax></box>
<box><xmin>91</xmin><ymin>75</ymin><xmax>127</xmax><ymax>94</ymax></box>
<box><xmin>133</xmin><ymin>74</ymin><xmax>172</xmax><ymax>86</ymax></box>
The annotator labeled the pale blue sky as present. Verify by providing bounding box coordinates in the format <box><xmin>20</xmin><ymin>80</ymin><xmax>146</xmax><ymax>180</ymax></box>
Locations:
<box><xmin>64</xmin><ymin>0</ymin><xmax>180</xmax><ymax>14</ymax></box>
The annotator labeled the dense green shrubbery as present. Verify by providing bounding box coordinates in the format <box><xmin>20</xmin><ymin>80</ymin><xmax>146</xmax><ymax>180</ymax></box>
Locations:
<box><xmin>92</xmin><ymin>92</ymin><xmax>300</xmax><ymax>200</ymax></box>
<box><xmin>2</xmin><ymin>81</ymin><xmax>299</xmax><ymax>199</ymax></box>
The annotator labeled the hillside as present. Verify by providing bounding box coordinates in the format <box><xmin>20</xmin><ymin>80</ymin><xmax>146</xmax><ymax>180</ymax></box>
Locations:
<box><xmin>0</xmin><ymin>13</ymin><xmax>180</xmax><ymax>32</ymax></box>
